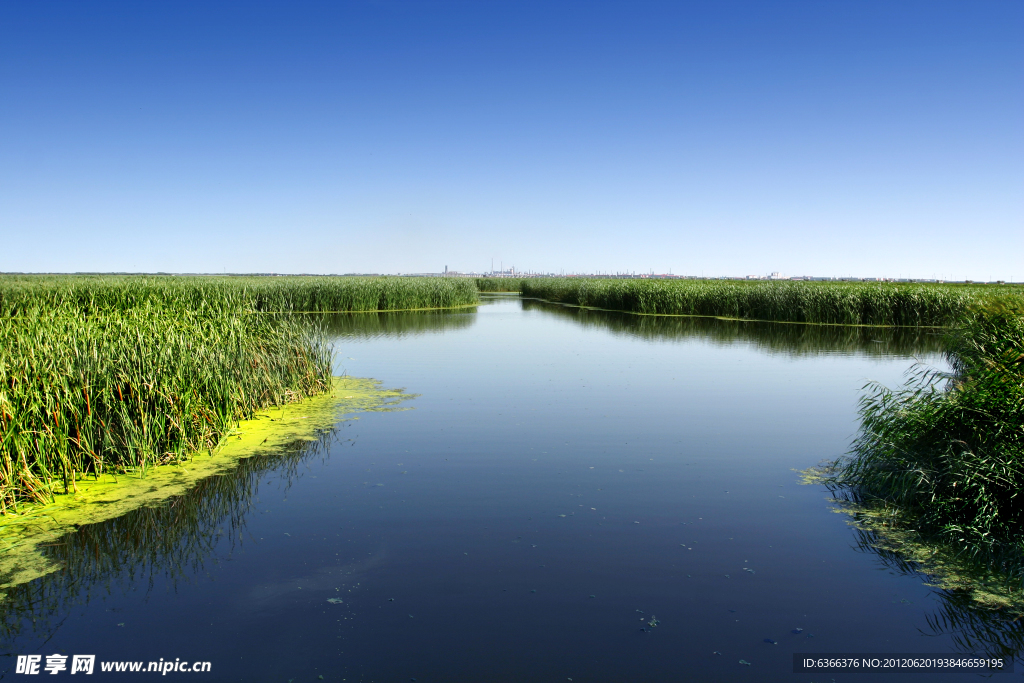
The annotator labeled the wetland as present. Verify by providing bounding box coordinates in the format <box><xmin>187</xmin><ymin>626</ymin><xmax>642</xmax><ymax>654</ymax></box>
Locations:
<box><xmin>2</xmin><ymin>291</ymin><xmax>1022</xmax><ymax>681</ymax></box>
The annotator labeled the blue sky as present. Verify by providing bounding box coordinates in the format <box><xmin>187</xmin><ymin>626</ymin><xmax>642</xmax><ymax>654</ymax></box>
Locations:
<box><xmin>1</xmin><ymin>1</ymin><xmax>1021</xmax><ymax>279</ymax></box>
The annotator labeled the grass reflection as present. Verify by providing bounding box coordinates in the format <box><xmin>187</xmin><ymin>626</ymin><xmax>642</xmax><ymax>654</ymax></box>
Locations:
<box><xmin>851</xmin><ymin>525</ymin><xmax>1024</xmax><ymax>661</ymax></box>
<box><xmin>521</xmin><ymin>298</ymin><xmax>945</xmax><ymax>357</ymax></box>
<box><xmin>316</xmin><ymin>309</ymin><xmax>477</xmax><ymax>339</ymax></box>
<box><xmin>0</xmin><ymin>429</ymin><xmax>335</xmax><ymax>647</ymax></box>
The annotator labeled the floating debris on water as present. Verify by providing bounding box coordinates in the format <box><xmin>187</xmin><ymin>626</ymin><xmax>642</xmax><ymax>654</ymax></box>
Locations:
<box><xmin>327</xmin><ymin>598</ymin><xmax>344</xmax><ymax>604</ymax></box>
<box><xmin>739</xmin><ymin>659</ymin><xmax>751</xmax><ymax>666</ymax></box>
<box><xmin>792</xmin><ymin>628</ymin><xmax>803</xmax><ymax>634</ymax></box>
<box><xmin>764</xmin><ymin>639</ymin><xmax>777</xmax><ymax>645</ymax></box>
<box><xmin>647</xmin><ymin>616</ymin><xmax>660</xmax><ymax>628</ymax></box>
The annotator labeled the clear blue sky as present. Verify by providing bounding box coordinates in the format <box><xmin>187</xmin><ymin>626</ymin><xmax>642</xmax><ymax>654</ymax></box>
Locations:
<box><xmin>1</xmin><ymin>1</ymin><xmax>1021</xmax><ymax>279</ymax></box>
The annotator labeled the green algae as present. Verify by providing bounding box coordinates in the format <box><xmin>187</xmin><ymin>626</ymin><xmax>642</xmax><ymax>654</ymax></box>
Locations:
<box><xmin>0</xmin><ymin>376</ymin><xmax>412</xmax><ymax>597</ymax></box>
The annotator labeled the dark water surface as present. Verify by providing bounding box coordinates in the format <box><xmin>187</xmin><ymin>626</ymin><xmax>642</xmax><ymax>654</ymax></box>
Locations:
<box><xmin>4</xmin><ymin>297</ymin><xmax>1018</xmax><ymax>682</ymax></box>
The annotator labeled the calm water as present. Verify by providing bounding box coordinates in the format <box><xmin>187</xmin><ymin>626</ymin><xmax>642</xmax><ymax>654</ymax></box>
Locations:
<box><xmin>3</xmin><ymin>296</ymin><xmax>1017</xmax><ymax>682</ymax></box>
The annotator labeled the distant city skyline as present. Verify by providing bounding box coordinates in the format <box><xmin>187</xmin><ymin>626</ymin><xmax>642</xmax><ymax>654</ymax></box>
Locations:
<box><xmin>2</xmin><ymin>1</ymin><xmax>1021</xmax><ymax>280</ymax></box>
<box><xmin>4</xmin><ymin>266</ymin><xmax>1011</xmax><ymax>282</ymax></box>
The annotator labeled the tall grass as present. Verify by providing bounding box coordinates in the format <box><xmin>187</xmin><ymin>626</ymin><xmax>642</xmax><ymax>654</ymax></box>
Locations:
<box><xmin>475</xmin><ymin>278</ymin><xmax>522</xmax><ymax>293</ymax></box>
<box><xmin>519</xmin><ymin>278</ymin><xmax>1021</xmax><ymax>326</ymax></box>
<box><xmin>0</xmin><ymin>275</ymin><xmax>478</xmax><ymax>315</ymax></box>
<box><xmin>829</xmin><ymin>300</ymin><xmax>1024</xmax><ymax>553</ymax></box>
<box><xmin>0</xmin><ymin>308</ymin><xmax>331</xmax><ymax>510</ymax></box>
<box><xmin>245</xmin><ymin>276</ymin><xmax>478</xmax><ymax>312</ymax></box>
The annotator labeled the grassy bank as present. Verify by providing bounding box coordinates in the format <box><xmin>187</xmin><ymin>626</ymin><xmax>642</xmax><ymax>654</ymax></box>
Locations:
<box><xmin>0</xmin><ymin>274</ymin><xmax>474</xmax><ymax>510</ymax></box>
<box><xmin>517</xmin><ymin>278</ymin><xmax>1020</xmax><ymax>326</ymax></box>
<box><xmin>828</xmin><ymin>301</ymin><xmax>1024</xmax><ymax>555</ymax></box>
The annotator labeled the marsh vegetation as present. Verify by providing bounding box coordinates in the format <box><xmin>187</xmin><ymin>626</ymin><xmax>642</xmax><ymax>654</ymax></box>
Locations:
<box><xmin>0</xmin><ymin>275</ymin><xmax>476</xmax><ymax>510</ymax></box>
<box><xmin>830</xmin><ymin>300</ymin><xmax>1024</xmax><ymax>563</ymax></box>
<box><xmin>517</xmin><ymin>277</ymin><xmax>1019</xmax><ymax>326</ymax></box>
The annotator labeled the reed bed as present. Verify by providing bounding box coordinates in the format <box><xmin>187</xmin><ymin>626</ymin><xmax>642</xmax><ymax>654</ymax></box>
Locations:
<box><xmin>246</xmin><ymin>276</ymin><xmax>478</xmax><ymax>312</ymax></box>
<box><xmin>475</xmin><ymin>278</ymin><xmax>523</xmax><ymax>293</ymax></box>
<box><xmin>829</xmin><ymin>299</ymin><xmax>1024</xmax><ymax>553</ymax></box>
<box><xmin>0</xmin><ymin>275</ymin><xmax>478</xmax><ymax>315</ymax></box>
<box><xmin>0</xmin><ymin>307</ymin><xmax>331</xmax><ymax>510</ymax></box>
<box><xmin>518</xmin><ymin>278</ymin><xmax>1020</xmax><ymax>326</ymax></box>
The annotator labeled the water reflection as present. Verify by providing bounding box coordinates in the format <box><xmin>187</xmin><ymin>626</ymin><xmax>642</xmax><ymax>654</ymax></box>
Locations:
<box><xmin>521</xmin><ymin>298</ymin><xmax>946</xmax><ymax>357</ymax></box>
<box><xmin>315</xmin><ymin>308</ymin><xmax>477</xmax><ymax>339</ymax></box>
<box><xmin>851</xmin><ymin>526</ymin><xmax>1024</xmax><ymax>660</ymax></box>
<box><xmin>0</xmin><ymin>431</ymin><xmax>336</xmax><ymax>648</ymax></box>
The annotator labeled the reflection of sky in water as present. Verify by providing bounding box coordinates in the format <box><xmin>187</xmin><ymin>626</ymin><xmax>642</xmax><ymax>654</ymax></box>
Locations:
<box><xmin>5</xmin><ymin>298</ymin><xmax>1002</xmax><ymax>683</ymax></box>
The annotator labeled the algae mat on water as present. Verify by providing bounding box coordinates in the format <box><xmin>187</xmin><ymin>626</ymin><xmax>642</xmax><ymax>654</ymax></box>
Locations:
<box><xmin>0</xmin><ymin>376</ymin><xmax>412</xmax><ymax>596</ymax></box>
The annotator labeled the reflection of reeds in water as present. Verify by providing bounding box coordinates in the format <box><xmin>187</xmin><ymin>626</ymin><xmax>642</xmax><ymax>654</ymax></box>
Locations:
<box><xmin>0</xmin><ymin>429</ymin><xmax>334</xmax><ymax>647</ymax></box>
<box><xmin>316</xmin><ymin>308</ymin><xmax>477</xmax><ymax>339</ymax></box>
<box><xmin>521</xmin><ymin>299</ymin><xmax>945</xmax><ymax>357</ymax></box>
<box><xmin>851</xmin><ymin>525</ymin><xmax>1024</xmax><ymax>661</ymax></box>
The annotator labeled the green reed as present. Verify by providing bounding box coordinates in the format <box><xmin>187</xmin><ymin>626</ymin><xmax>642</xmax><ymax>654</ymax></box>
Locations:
<box><xmin>474</xmin><ymin>278</ymin><xmax>523</xmax><ymax>293</ymax></box>
<box><xmin>518</xmin><ymin>278</ymin><xmax>1021</xmax><ymax>326</ymax></box>
<box><xmin>0</xmin><ymin>307</ymin><xmax>332</xmax><ymax>510</ymax></box>
<box><xmin>829</xmin><ymin>299</ymin><xmax>1024</xmax><ymax>553</ymax></box>
<box><xmin>0</xmin><ymin>274</ymin><xmax>478</xmax><ymax>316</ymax></box>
